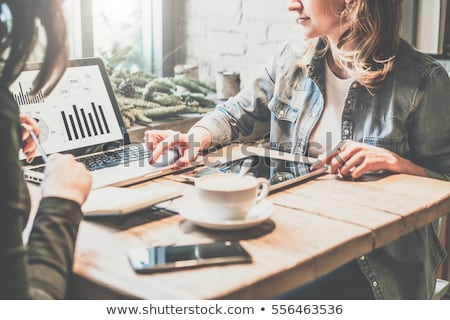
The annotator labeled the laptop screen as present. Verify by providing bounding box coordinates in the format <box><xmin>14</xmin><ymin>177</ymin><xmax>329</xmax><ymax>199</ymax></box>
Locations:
<box><xmin>13</xmin><ymin>58</ymin><xmax>127</xmax><ymax>165</ymax></box>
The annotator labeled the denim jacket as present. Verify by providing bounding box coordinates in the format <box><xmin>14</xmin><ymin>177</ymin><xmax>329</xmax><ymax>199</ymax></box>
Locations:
<box><xmin>194</xmin><ymin>39</ymin><xmax>449</xmax><ymax>299</ymax></box>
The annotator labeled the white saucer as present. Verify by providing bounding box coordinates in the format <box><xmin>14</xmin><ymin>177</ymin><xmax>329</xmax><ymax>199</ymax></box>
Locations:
<box><xmin>179</xmin><ymin>199</ymin><xmax>274</xmax><ymax>231</ymax></box>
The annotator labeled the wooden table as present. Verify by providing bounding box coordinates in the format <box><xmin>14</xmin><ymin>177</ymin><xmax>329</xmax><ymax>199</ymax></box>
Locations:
<box><xmin>30</xmin><ymin>145</ymin><xmax>450</xmax><ymax>299</ymax></box>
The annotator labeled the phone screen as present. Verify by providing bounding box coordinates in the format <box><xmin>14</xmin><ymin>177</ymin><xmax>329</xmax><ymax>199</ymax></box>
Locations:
<box><xmin>128</xmin><ymin>241</ymin><xmax>252</xmax><ymax>273</ymax></box>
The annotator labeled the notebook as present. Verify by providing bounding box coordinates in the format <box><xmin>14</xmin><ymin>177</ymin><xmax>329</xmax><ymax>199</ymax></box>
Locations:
<box><xmin>15</xmin><ymin>58</ymin><xmax>187</xmax><ymax>189</ymax></box>
<box><xmin>81</xmin><ymin>186</ymin><xmax>182</xmax><ymax>216</ymax></box>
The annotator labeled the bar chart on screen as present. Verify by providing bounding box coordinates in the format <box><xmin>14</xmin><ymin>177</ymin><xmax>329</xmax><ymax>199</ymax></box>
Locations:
<box><xmin>12</xmin><ymin>81</ymin><xmax>45</xmax><ymax>105</ymax></box>
<box><xmin>60</xmin><ymin>103</ymin><xmax>111</xmax><ymax>141</ymax></box>
<box><xmin>12</xmin><ymin>63</ymin><xmax>124</xmax><ymax>160</ymax></box>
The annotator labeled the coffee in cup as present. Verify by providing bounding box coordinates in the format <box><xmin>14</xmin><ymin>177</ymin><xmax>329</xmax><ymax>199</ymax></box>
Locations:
<box><xmin>194</xmin><ymin>173</ymin><xmax>270</xmax><ymax>221</ymax></box>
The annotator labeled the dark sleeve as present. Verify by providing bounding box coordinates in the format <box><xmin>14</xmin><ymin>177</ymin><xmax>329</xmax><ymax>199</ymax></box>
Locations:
<box><xmin>27</xmin><ymin>197</ymin><xmax>83</xmax><ymax>299</ymax></box>
<box><xmin>0</xmin><ymin>106</ymin><xmax>33</xmax><ymax>299</ymax></box>
<box><xmin>0</xmin><ymin>89</ymin><xmax>83</xmax><ymax>299</ymax></box>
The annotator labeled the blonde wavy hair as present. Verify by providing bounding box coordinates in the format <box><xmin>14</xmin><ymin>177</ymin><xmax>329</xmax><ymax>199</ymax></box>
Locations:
<box><xmin>300</xmin><ymin>0</ymin><xmax>403</xmax><ymax>89</ymax></box>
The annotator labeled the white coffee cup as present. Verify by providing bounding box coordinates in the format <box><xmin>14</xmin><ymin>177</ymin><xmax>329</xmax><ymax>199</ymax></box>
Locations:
<box><xmin>194</xmin><ymin>173</ymin><xmax>270</xmax><ymax>221</ymax></box>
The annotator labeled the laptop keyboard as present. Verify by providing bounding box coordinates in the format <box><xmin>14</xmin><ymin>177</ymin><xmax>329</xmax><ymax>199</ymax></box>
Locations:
<box><xmin>31</xmin><ymin>144</ymin><xmax>152</xmax><ymax>172</ymax></box>
<box><xmin>78</xmin><ymin>146</ymin><xmax>152</xmax><ymax>171</ymax></box>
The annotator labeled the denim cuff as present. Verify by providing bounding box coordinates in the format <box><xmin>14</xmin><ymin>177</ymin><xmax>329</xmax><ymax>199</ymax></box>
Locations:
<box><xmin>192</xmin><ymin>112</ymin><xmax>233</xmax><ymax>147</ymax></box>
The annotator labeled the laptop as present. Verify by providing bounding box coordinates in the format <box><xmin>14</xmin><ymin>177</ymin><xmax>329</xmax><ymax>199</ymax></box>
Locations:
<box><xmin>15</xmin><ymin>58</ymin><xmax>186</xmax><ymax>189</ymax></box>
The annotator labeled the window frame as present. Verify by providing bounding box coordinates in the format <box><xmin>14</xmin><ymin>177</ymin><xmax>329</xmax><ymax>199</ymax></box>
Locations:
<box><xmin>64</xmin><ymin>0</ymin><xmax>175</xmax><ymax>75</ymax></box>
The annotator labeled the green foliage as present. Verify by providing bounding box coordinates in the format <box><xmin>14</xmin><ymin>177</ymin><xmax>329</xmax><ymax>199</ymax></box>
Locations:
<box><xmin>101</xmin><ymin>42</ymin><xmax>217</xmax><ymax>128</ymax></box>
<box><xmin>99</xmin><ymin>41</ymin><xmax>134</xmax><ymax>75</ymax></box>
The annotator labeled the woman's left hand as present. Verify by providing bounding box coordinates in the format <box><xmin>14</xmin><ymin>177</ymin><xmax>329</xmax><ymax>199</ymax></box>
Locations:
<box><xmin>20</xmin><ymin>114</ymin><xmax>40</xmax><ymax>163</ymax></box>
<box><xmin>315</xmin><ymin>141</ymin><xmax>426</xmax><ymax>179</ymax></box>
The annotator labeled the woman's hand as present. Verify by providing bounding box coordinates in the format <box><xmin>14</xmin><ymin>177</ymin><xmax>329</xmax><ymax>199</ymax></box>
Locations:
<box><xmin>315</xmin><ymin>141</ymin><xmax>426</xmax><ymax>179</ymax></box>
<box><xmin>20</xmin><ymin>114</ymin><xmax>40</xmax><ymax>163</ymax></box>
<box><xmin>144</xmin><ymin>127</ymin><xmax>212</xmax><ymax>168</ymax></box>
<box><xmin>41</xmin><ymin>154</ymin><xmax>92</xmax><ymax>205</ymax></box>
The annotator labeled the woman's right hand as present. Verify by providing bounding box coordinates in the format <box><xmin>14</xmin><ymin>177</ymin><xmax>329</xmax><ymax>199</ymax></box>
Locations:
<box><xmin>144</xmin><ymin>127</ymin><xmax>212</xmax><ymax>168</ymax></box>
<box><xmin>41</xmin><ymin>154</ymin><xmax>92</xmax><ymax>205</ymax></box>
<box><xmin>20</xmin><ymin>114</ymin><xmax>40</xmax><ymax>162</ymax></box>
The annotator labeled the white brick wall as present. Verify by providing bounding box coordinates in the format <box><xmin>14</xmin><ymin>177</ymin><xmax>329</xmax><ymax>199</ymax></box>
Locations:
<box><xmin>174</xmin><ymin>1</ymin><xmax>448</xmax><ymax>88</ymax></box>
<box><xmin>175</xmin><ymin>0</ymin><xmax>300</xmax><ymax>87</ymax></box>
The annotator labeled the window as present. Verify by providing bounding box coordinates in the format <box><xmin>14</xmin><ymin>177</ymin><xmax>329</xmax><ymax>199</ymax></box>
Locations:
<box><xmin>92</xmin><ymin>0</ymin><xmax>147</xmax><ymax>71</ymax></box>
<box><xmin>63</xmin><ymin>0</ymin><xmax>176</xmax><ymax>76</ymax></box>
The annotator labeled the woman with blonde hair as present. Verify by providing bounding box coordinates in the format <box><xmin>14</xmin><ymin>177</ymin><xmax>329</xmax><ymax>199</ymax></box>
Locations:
<box><xmin>0</xmin><ymin>0</ymin><xmax>91</xmax><ymax>299</ymax></box>
<box><xmin>146</xmin><ymin>0</ymin><xmax>449</xmax><ymax>298</ymax></box>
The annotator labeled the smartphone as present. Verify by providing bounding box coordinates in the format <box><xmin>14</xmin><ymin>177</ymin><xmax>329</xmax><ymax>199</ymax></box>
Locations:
<box><xmin>127</xmin><ymin>241</ymin><xmax>252</xmax><ymax>273</ymax></box>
